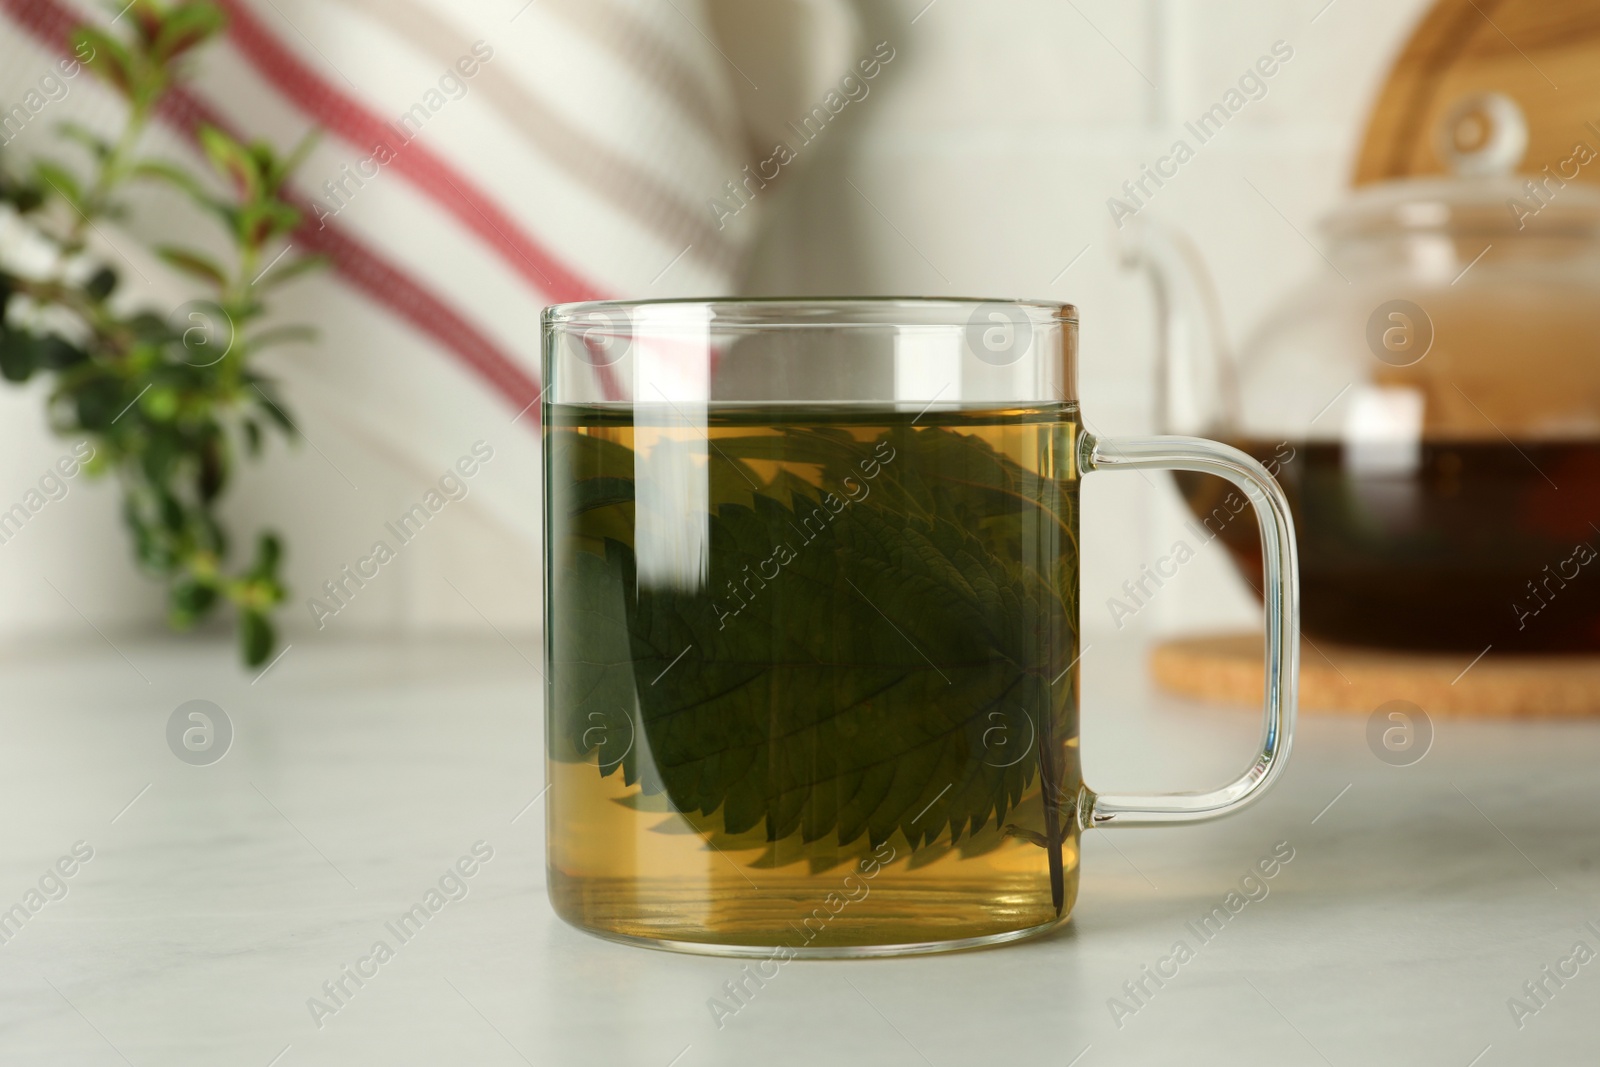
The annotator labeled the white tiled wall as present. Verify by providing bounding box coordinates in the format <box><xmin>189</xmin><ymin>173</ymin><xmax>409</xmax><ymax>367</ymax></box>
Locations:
<box><xmin>745</xmin><ymin>0</ymin><xmax>1432</xmax><ymax>642</ymax></box>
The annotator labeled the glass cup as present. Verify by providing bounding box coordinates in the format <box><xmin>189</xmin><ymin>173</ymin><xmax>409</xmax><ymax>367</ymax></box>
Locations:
<box><xmin>541</xmin><ymin>298</ymin><xmax>1298</xmax><ymax>957</ymax></box>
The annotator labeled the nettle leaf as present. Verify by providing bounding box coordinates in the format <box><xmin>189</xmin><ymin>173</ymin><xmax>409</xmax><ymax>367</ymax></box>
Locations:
<box><xmin>554</xmin><ymin>543</ymin><xmax>646</xmax><ymax>783</ymax></box>
<box><xmin>550</xmin><ymin>425</ymin><xmax>1078</xmax><ymax>860</ymax></box>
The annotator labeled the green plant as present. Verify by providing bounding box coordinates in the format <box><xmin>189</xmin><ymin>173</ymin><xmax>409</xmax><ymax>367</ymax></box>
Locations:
<box><xmin>0</xmin><ymin>0</ymin><xmax>323</xmax><ymax>666</ymax></box>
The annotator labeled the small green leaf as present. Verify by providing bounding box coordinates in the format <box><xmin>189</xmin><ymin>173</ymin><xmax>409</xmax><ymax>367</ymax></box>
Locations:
<box><xmin>140</xmin><ymin>384</ymin><xmax>181</xmax><ymax>422</ymax></box>
<box><xmin>198</xmin><ymin>431</ymin><xmax>227</xmax><ymax>502</ymax></box>
<box><xmin>85</xmin><ymin>267</ymin><xmax>118</xmax><ymax>301</ymax></box>
<box><xmin>151</xmin><ymin>2</ymin><xmax>226</xmax><ymax>63</ymax></box>
<box><xmin>56</xmin><ymin>121</ymin><xmax>112</xmax><ymax>161</ymax></box>
<box><xmin>156</xmin><ymin>245</ymin><xmax>228</xmax><ymax>288</ymax></box>
<box><xmin>157</xmin><ymin>490</ymin><xmax>185</xmax><ymax>535</ymax></box>
<box><xmin>273</xmin><ymin>129</ymin><xmax>321</xmax><ymax>189</ymax></box>
<box><xmin>256</xmin><ymin>254</ymin><xmax>325</xmax><ymax>290</ymax></box>
<box><xmin>250</xmin><ymin>532</ymin><xmax>283</xmax><ymax>580</ymax></box>
<box><xmin>169</xmin><ymin>578</ymin><xmax>219</xmax><ymax>626</ymax></box>
<box><xmin>252</xmin><ymin>385</ymin><xmax>295</xmax><ymax>434</ymax></box>
<box><xmin>38</xmin><ymin>335</ymin><xmax>87</xmax><ymax>370</ymax></box>
<box><xmin>71</xmin><ymin>28</ymin><xmax>135</xmax><ymax>96</ymax></box>
<box><xmin>129</xmin><ymin>516</ymin><xmax>170</xmax><ymax>571</ymax></box>
<box><xmin>198</xmin><ymin>125</ymin><xmax>261</xmax><ymax>201</ymax></box>
<box><xmin>127</xmin><ymin>313</ymin><xmax>172</xmax><ymax>343</ymax></box>
<box><xmin>6</xmin><ymin>181</ymin><xmax>45</xmax><ymax>213</ymax></box>
<box><xmin>33</xmin><ymin>159</ymin><xmax>85</xmax><ymax>213</ymax></box>
<box><xmin>242</xmin><ymin>417</ymin><xmax>263</xmax><ymax>456</ymax></box>
<box><xmin>237</xmin><ymin>200</ymin><xmax>300</xmax><ymax>246</ymax></box>
<box><xmin>73</xmin><ymin>376</ymin><xmax>124</xmax><ymax>430</ymax></box>
<box><xmin>122</xmin><ymin>0</ymin><xmax>165</xmax><ymax>46</ymax></box>
<box><xmin>143</xmin><ymin>436</ymin><xmax>181</xmax><ymax>484</ymax></box>
<box><xmin>240</xmin><ymin>609</ymin><xmax>273</xmax><ymax>667</ymax></box>
<box><xmin>129</xmin><ymin>158</ymin><xmax>216</xmax><ymax>208</ymax></box>
<box><xmin>200</xmin><ymin>511</ymin><xmax>228</xmax><ymax>557</ymax></box>
<box><xmin>0</xmin><ymin>330</ymin><xmax>37</xmax><ymax>382</ymax></box>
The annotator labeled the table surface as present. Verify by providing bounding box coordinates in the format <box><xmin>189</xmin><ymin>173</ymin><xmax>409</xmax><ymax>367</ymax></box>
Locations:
<box><xmin>0</xmin><ymin>633</ymin><xmax>1595</xmax><ymax>1067</ymax></box>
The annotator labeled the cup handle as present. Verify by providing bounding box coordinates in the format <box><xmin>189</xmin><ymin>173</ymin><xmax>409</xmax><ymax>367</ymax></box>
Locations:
<box><xmin>1075</xmin><ymin>433</ymin><xmax>1300</xmax><ymax>828</ymax></box>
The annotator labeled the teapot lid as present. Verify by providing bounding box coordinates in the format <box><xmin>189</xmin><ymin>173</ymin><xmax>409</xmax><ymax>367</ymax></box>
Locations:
<box><xmin>1328</xmin><ymin>91</ymin><xmax>1600</xmax><ymax>237</ymax></box>
<box><xmin>1323</xmin><ymin>175</ymin><xmax>1600</xmax><ymax>238</ymax></box>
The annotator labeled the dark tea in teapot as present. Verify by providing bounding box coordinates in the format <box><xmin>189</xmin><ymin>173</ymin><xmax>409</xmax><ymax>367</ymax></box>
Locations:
<box><xmin>1180</xmin><ymin>438</ymin><xmax>1600</xmax><ymax>653</ymax></box>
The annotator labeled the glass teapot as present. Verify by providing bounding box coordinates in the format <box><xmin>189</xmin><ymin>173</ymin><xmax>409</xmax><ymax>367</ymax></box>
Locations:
<box><xmin>1127</xmin><ymin>93</ymin><xmax>1600</xmax><ymax>654</ymax></box>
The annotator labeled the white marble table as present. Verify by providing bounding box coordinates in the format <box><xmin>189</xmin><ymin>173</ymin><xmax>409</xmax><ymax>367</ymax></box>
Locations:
<box><xmin>0</xmin><ymin>633</ymin><xmax>1595</xmax><ymax>1066</ymax></box>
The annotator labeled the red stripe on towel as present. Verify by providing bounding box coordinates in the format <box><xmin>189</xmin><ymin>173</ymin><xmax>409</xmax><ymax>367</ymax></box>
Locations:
<box><xmin>215</xmin><ymin>0</ymin><xmax>603</xmax><ymax>304</ymax></box>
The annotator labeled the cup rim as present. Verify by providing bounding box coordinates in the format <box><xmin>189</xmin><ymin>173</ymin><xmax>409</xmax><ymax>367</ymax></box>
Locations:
<box><xmin>542</xmin><ymin>296</ymin><xmax>1079</xmax><ymax>328</ymax></box>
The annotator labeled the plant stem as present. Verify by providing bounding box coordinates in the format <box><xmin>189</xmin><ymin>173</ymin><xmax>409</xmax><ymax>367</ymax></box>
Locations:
<box><xmin>66</xmin><ymin>100</ymin><xmax>152</xmax><ymax>248</ymax></box>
